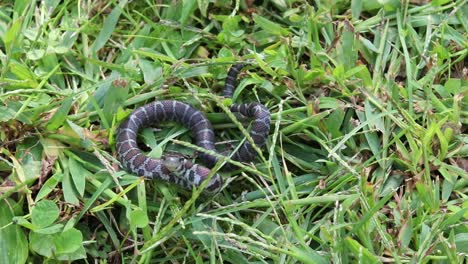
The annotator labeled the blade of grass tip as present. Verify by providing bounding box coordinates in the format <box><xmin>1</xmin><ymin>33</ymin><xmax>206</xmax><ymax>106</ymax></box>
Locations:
<box><xmin>124</xmin><ymin>90</ymin><xmax>167</xmax><ymax>106</ymax></box>
<box><xmin>420</xmin><ymin>14</ymin><xmax>433</xmax><ymax>69</ymax></box>
<box><xmin>195</xmin><ymin>213</ymin><xmax>276</xmax><ymax>244</ymax></box>
<box><xmin>9</xmin><ymin>155</ymin><xmax>35</xmax><ymax>208</ymax></box>
<box><xmin>304</xmin><ymin>129</ymin><xmax>378</xmax><ymax>227</ymax></box>
<box><xmin>150</xmin><ymin>196</ymin><xmax>168</xmax><ymax>238</ymax></box>
<box><xmin>279</xmin><ymin>134</ymin><xmax>298</xmax><ymax>201</ymax></box>
<box><xmin>351</xmin><ymin>0</ymin><xmax>362</xmax><ymax>20</ymax></box>
<box><xmin>87</xmin><ymin>91</ymin><xmax>111</xmax><ymax>129</ymax></box>
<box><xmin>270</xmin><ymin>106</ymin><xmax>308</xmax><ymax>119</ymax></box>
<box><xmin>93</xmin><ymin>148</ymin><xmax>127</xmax><ymax>196</ymax></box>
<box><xmin>137</xmin><ymin>180</ymin><xmax>153</xmax><ymax>241</ymax></box>
<box><xmin>4</xmin><ymin>16</ymin><xmax>23</xmax><ymax>57</ymax></box>
<box><xmin>234</xmin><ymin>161</ymin><xmax>291</xmax><ymax>245</ymax></box>
<box><xmin>180</xmin><ymin>236</ymin><xmax>200</xmax><ymax>262</ymax></box>
<box><xmin>359</xmin><ymin>87</ymin><xmax>421</xmax><ymax>132</ymax></box>
<box><xmin>414</xmin><ymin>215</ymin><xmax>446</xmax><ymax>262</ymax></box>
<box><xmin>396</xmin><ymin>9</ymin><xmax>414</xmax><ymax>117</ymax></box>
<box><xmin>237</xmin><ymin>206</ymin><xmax>281</xmax><ymax>239</ymax></box>
<box><xmin>306</xmin><ymin>7</ymin><xmax>322</xmax><ymax>54</ymax></box>
<box><xmin>62</xmin><ymin>157</ymin><xmax>80</xmax><ymax>205</ymax></box>
<box><xmin>268</xmin><ymin>98</ymin><xmax>283</xmax><ymax>171</ymax></box>
<box><xmin>288</xmin><ymin>194</ymin><xmax>358</xmax><ymax>206</ymax></box>
<box><xmin>95</xmin><ymin>211</ymin><xmax>121</xmax><ymax>250</ymax></box>
<box><xmin>352</xmin><ymin>190</ymin><xmax>394</xmax><ymax>232</ymax></box>
<box><xmin>160</xmin><ymin>42</ymin><xmax>177</xmax><ymax>61</ymax></box>
<box><xmin>133</xmin><ymin>48</ymin><xmax>179</xmax><ymax>64</ymax></box>
<box><xmin>0</xmin><ymin>178</ymin><xmax>35</xmax><ymax>201</ymax></box>
<box><xmin>45</xmin><ymin>96</ymin><xmax>74</xmax><ymax>131</ymax></box>
<box><xmin>229</xmin><ymin>0</ymin><xmax>241</xmax><ymax>16</ymax></box>
<box><xmin>355</xmin><ymin>190</ymin><xmax>401</xmax><ymax>262</ymax></box>
<box><xmin>327</xmin><ymin>111</ymin><xmax>396</xmax><ymax>156</ymax></box>
<box><xmin>90</xmin><ymin>177</ymin><xmax>143</xmax><ymax>213</ymax></box>
<box><xmin>253</xmin><ymin>53</ymin><xmax>277</xmax><ymax>77</ymax></box>
<box><xmin>12</xmin><ymin>95</ymin><xmax>33</xmax><ymax>121</ymax></box>
<box><xmin>85</xmin><ymin>173</ymin><xmax>137</xmax><ymax>209</ymax></box>
<box><xmin>372</xmin><ymin>19</ymin><xmax>389</xmax><ymax>93</ymax></box>
<box><xmin>214</xmin><ymin>200</ymin><xmax>275</xmax><ymax>212</ymax></box>
<box><xmin>235</xmin><ymin>169</ymin><xmax>278</xmax><ymax>201</ymax></box>
<box><xmin>281</xmin><ymin>109</ymin><xmax>332</xmax><ymax>135</ymax></box>
<box><xmin>89</xmin><ymin>0</ymin><xmax>128</xmax><ymax>55</ymax></box>
<box><xmin>268</xmin><ymin>144</ymin><xmax>285</xmax><ymax>196</ymax></box>
<box><xmin>454</xmin><ymin>1</ymin><xmax>468</xmax><ymax>31</ymax></box>
<box><xmin>62</xmin><ymin>149</ymin><xmax>101</xmax><ymax>171</ymax></box>
<box><xmin>344</xmin><ymin>237</ymin><xmax>380</xmax><ymax>263</ymax></box>
<box><xmin>157</xmin><ymin>127</ymin><xmax>188</xmax><ymax>147</ymax></box>
<box><xmin>76</xmin><ymin>176</ymin><xmax>113</xmax><ymax>222</ymax></box>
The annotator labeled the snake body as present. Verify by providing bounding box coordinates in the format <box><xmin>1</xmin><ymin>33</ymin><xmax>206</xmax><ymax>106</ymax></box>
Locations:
<box><xmin>116</xmin><ymin>65</ymin><xmax>270</xmax><ymax>193</ymax></box>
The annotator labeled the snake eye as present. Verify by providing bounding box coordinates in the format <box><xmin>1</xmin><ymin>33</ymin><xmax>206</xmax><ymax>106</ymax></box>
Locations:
<box><xmin>162</xmin><ymin>156</ymin><xmax>183</xmax><ymax>172</ymax></box>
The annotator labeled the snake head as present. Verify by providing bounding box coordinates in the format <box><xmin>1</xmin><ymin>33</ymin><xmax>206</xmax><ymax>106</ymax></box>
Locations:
<box><xmin>161</xmin><ymin>155</ymin><xmax>222</xmax><ymax>194</ymax></box>
<box><xmin>162</xmin><ymin>155</ymin><xmax>185</xmax><ymax>172</ymax></box>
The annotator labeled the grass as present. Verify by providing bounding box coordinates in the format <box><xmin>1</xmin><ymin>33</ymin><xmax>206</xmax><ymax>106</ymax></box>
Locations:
<box><xmin>0</xmin><ymin>0</ymin><xmax>467</xmax><ymax>263</ymax></box>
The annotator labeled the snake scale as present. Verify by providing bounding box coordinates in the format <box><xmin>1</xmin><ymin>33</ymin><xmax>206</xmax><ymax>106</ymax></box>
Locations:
<box><xmin>115</xmin><ymin>64</ymin><xmax>270</xmax><ymax>193</ymax></box>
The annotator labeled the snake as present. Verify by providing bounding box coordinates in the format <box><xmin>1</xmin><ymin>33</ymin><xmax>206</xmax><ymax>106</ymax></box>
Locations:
<box><xmin>115</xmin><ymin>64</ymin><xmax>270</xmax><ymax>193</ymax></box>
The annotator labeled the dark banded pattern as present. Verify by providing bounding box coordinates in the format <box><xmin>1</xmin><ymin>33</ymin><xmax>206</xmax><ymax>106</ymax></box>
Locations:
<box><xmin>223</xmin><ymin>64</ymin><xmax>244</xmax><ymax>98</ymax></box>
<box><xmin>116</xmin><ymin>64</ymin><xmax>271</xmax><ymax>193</ymax></box>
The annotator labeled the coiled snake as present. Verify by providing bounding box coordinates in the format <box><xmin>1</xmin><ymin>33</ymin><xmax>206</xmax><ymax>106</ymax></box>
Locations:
<box><xmin>115</xmin><ymin>65</ymin><xmax>270</xmax><ymax>193</ymax></box>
